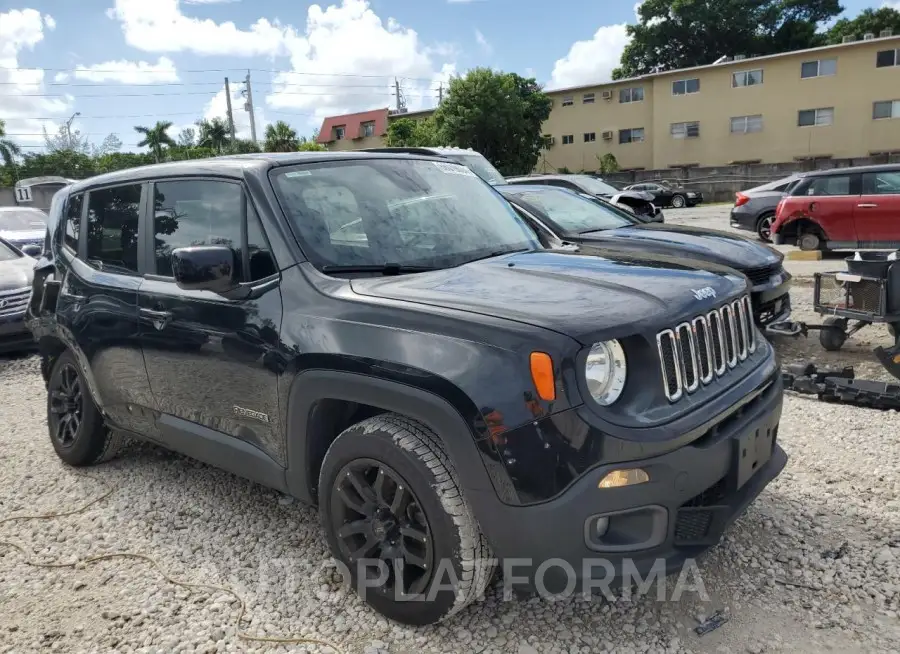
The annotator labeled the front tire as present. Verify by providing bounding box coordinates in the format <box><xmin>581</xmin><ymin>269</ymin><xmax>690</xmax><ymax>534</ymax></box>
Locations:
<box><xmin>318</xmin><ymin>414</ymin><xmax>493</xmax><ymax>625</ymax></box>
<box><xmin>671</xmin><ymin>194</ymin><xmax>686</xmax><ymax>208</ymax></box>
<box><xmin>756</xmin><ymin>212</ymin><xmax>775</xmax><ymax>242</ymax></box>
<box><xmin>47</xmin><ymin>350</ymin><xmax>123</xmax><ymax>466</ymax></box>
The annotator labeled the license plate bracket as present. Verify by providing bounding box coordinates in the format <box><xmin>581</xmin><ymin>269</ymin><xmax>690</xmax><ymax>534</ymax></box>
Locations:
<box><xmin>733</xmin><ymin>423</ymin><xmax>774</xmax><ymax>490</ymax></box>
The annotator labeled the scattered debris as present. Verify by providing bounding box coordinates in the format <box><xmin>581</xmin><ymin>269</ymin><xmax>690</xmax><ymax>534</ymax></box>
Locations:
<box><xmin>694</xmin><ymin>610</ymin><xmax>730</xmax><ymax>636</ymax></box>
<box><xmin>822</xmin><ymin>541</ymin><xmax>849</xmax><ymax>560</ymax></box>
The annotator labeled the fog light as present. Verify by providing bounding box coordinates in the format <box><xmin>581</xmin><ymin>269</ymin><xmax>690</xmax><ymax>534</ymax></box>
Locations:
<box><xmin>598</xmin><ymin>468</ymin><xmax>649</xmax><ymax>489</ymax></box>
<box><xmin>593</xmin><ymin>516</ymin><xmax>609</xmax><ymax>538</ymax></box>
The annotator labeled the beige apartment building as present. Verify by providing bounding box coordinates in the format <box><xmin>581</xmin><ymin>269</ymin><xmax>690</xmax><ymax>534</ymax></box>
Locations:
<box><xmin>318</xmin><ymin>33</ymin><xmax>900</xmax><ymax>170</ymax></box>
<box><xmin>541</xmin><ymin>33</ymin><xmax>900</xmax><ymax>171</ymax></box>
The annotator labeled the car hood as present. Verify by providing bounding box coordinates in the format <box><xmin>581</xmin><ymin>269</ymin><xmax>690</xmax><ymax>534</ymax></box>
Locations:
<box><xmin>0</xmin><ymin>229</ymin><xmax>45</xmax><ymax>244</ymax></box>
<box><xmin>608</xmin><ymin>190</ymin><xmax>654</xmax><ymax>202</ymax></box>
<box><xmin>349</xmin><ymin>250</ymin><xmax>746</xmax><ymax>344</ymax></box>
<box><xmin>574</xmin><ymin>223</ymin><xmax>783</xmax><ymax>271</ymax></box>
<box><xmin>0</xmin><ymin>255</ymin><xmax>35</xmax><ymax>292</ymax></box>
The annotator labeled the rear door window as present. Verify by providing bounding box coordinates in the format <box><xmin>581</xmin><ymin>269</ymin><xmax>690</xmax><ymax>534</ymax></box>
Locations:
<box><xmin>85</xmin><ymin>184</ymin><xmax>142</xmax><ymax>275</ymax></box>
<box><xmin>862</xmin><ymin>171</ymin><xmax>900</xmax><ymax>195</ymax></box>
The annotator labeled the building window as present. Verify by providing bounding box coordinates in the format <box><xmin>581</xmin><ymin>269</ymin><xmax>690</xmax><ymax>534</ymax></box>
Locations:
<box><xmin>873</xmin><ymin>100</ymin><xmax>900</xmax><ymax>119</ymax></box>
<box><xmin>618</xmin><ymin>128</ymin><xmax>645</xmax><ymax>144</ymax></box>
<box><xmin>730</xmin><ymin>114</ymin><xmax>763</xmax><ymax>133</ymax></box>
<box><xmin>732</xmin><ymin>69</ymin><xmax>763</xmax><ymax>87</ymax></box>
<box><xmin>877</xmin><ymin>49</ymin><xmax>899</xmax><ymax>68</ymax></box>
<box><xmin>670</xmin><ymin>121</ymin><xmax>700</xmax><ymax>138</ymax></box>
<box><xmin>361</xmin><ymin>121</ymin><xmax>375</xmax><ymax>137</ymax></box>
<box><xmin>562</xmin><ymin>134</ymin><xmax>574</xmax><ymax>145</ymax></box>
<box><xmin>800</xmin><ymin>58</ymin><xmax>837</xmax><ymax>79</ymax></box>
<box><xmin>619</xmin><ymin>86</ymin><xmax>644</xmax><ymax>103</ymax></box>
<box><xmin>583</xmin><ymin>93</ymin><xmax>595</xmax><ymax>104</ymax></box>
<box><xmin>672</xmin><ymin>78</ymin><xmax>700</xmax><ymax>95</ymax></box>
<box><xmin>334</xmin><ymin>125</ymin><xmax>345</xmax><ymax>140</ymax></box>
<box><xmin>562</xmin><ymin>96</ymin><xmax>574</xmax><ymax>106</ymax></box>
<box><xmin>584</xmin><ymin>132</ymin><xmax>596</xmax><ymax>142</ymax></box>
<box><xmin>798</xmin><ymin>107</ymin><xmax>834</xmax><ymax>127</ymax></box>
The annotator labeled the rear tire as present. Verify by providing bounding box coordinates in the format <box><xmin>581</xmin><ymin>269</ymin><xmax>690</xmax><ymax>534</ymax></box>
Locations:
<box><xmin>756</xmin><ymin>212</ymin><xmax>775</xmax><ymax>242</ymax></box>
<box><xmin>798</xmin><ymin>231</ymin><xmax>822</xmax><ymax>251</ymax></box>
<box><xmin>671</xmin><ymin>194</ymin><xmax>686</xmax><ymax>208</ymax></box>
<box><xmin>318</xmin><ymin>414</ymin><xmax>493</xmax><ymax>626</ymax></box>
<box><xmin>47</xmin><ymin>350</ymin><xmax>124</xmax><ymax>466</ymax></box>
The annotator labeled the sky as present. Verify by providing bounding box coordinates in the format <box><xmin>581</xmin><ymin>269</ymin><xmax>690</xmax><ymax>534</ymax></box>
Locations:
<box><xmin>0</xmin><ymin>0</ymin><xmax>895</xmax><ymax>154</ymax></box>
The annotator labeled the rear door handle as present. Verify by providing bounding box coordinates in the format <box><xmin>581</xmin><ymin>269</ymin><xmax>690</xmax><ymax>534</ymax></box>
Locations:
<box><xmin>857</xmin><ymin>203</ymin><xmax>878</xmax><ymax>208</ymax></box>
<box><xmin>140</xmin><ymin>308</ymin><xmax>172</xmax><ymax>319</ymax></box>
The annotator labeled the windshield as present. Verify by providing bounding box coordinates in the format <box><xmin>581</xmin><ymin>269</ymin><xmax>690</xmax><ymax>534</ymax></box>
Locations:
<box><xmin>0</xmin><ymin>239</ymin><xmax>21</xmax><ymax>261</ymax></box>
<box><xmin>571</xmin><ymin>176</ymin><xmax>620</xmax><ymax>196</ymax></box>
<box><xmin>508</xmin><ymin>188</ymin><xmax>635</xmax><ymax>233</ymax></box>
<box><xmin>0</xmin><ymin>208</ymin><xmax>47</xmax><ymax>231</ymax></box>
<box><xmin>271</xmin><ymin>158</ymin><xmax>539</xmax><ymax>271</ymax></box>
<box><xmin>443</xmin><ymin>152</ymin><xmax>506</xmax><ymax>186</ymax></box>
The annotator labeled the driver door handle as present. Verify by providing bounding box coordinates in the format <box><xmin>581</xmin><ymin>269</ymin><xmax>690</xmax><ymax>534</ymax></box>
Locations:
<box><xmin>140</xmin><ymin>308</ymin><xmax>172</xmax><ymax>320</ymax></box>
<box><xmin>857</xmin><ymin>203</ymin><xmax>878</xmax><ymax>208</ymax></box>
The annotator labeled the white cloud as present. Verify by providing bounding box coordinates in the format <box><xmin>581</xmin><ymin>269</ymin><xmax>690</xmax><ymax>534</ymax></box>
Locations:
<box><xmin>475</xmin><ymin>28</ymin><xmax>492</xmax><ymax>56</ymax></box>
<box><xmin>184</xmin><ymin>0</ymin><xmax>241</xmax><ymax>4</ymax></box>
<box><xmin>549</xmin><ymin>24</ymin><xmax>631</xmax><ymax>89</ymax></box>
<box><xmin>264</xmin><ymin>1</ymin><xmax>455</xmax><ymax>125</ymax></box>
<box><xmin>203</xmin><ymin>84</ymin><xmax>267</xmax><ymax>141</ymax></box>
<box><xmin>106</xmin><ymin>0</ymin><xmax>297</xmax><ymax>57</ymax></box>
<box><xmin>73</xmin><ymin>56</ymin><xmax>179</xmax><ymax>84</ymax></box>
<box><xmin>43</xmin><ymin>14</ymin><xmax>56</xmax><ymax>30</ymax></box>
<box><xmin>0</xmin><ymin>9</ymin><xmax>70</xmax><ymax>147</ymax></box>
<box><xmin>53</xmin><ymin>72</ymin><xmax>69</xmax><ymax>83</ymax></box>
<box><xmin>882</xmin><ymin>1</ymin><xmax>900</xmax><ymax>9</ymax></box>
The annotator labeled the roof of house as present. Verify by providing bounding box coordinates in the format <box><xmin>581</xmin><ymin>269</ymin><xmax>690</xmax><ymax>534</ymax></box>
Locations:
<box><xmin>317</xmin><ymin>108</ymin><xmax>389</xmax><ymax>143</ymax></box>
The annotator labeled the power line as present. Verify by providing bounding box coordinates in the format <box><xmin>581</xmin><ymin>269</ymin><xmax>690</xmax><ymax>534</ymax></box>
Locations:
<box><xmin>7</xmin><ymin>91</ymin><xmax>439</xmax><ymax>99</ymax></box>
<box><xmin>0</xmin><ymin>65</ymin><xmax>436</xmax><ymax>82</ymax></box>
<box><xmin>2</xmin><ymin>80</ymin><xmax>437</xmax><ymax>89</ymax></box>
<box><xmin>0</xmin><ymin>109</ymin><xmax>318</xmax><ymax>121</ymax></box>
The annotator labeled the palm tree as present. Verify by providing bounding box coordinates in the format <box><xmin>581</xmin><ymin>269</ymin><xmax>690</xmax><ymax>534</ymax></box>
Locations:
<box><xmin>0</xmin><ymin>119</ymin><xmax>22</xmax><ymax>167</ymax></box>
<box><xmin>134</xmin><ymin>121</ymin><xmax>176</xmax><ymax>163</ymax></box>
<box><xmin>264</xmin><ymin>121</ymin><xmax>299</xmax><ymax>152</ymax></box>
<box><xmin>197</xmin><ymin>117</ymin><xmax>231</xmax><ymax>154</ymax></box>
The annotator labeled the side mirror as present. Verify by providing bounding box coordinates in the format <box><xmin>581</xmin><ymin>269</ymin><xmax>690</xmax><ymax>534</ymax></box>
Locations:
<box><xmin>21</xmin><ymin>244</ymin><xmax>42</xmax><ymax>258</ymax></box>
<box><xmin>171</xmin><ymin>245</ymin><xmax>239</xmax><ymax>294</ymax></box>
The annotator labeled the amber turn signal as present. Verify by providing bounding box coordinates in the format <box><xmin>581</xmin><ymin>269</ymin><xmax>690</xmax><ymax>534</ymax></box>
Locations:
<box><xmin>529</xmin><ymin>352</ymin><xmax>556</xmax><ymax>401</ymax></box>
<box><xmin>598</xmin><ymin>468</ymin><xmax>650</xmax><ymax>489</ymax></box>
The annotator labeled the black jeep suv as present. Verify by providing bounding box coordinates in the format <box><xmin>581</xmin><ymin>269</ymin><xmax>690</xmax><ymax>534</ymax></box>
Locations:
<box><xmin>28</xmin><ymin>152</ymin><xmax>786</xmax><ymax>626</ymax></box>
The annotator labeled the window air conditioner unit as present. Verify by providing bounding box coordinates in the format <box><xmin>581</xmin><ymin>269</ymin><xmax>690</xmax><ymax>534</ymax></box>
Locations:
<box><xmin>545</xmin><ymin>136</ymin><xmax>555</xmax><ymax>147</ymax></box>
<box><xmin>880</xmin><ymin>29</ymin><xmax>893</xmax><ymax>38</ymax></box>
<box><xmin>734</xmin><ymin>54</ymin><xmax>746</xmax><ymax>61</ymax></box>
<box><xmin>864</xmin><ymin>32</ymin><xmax>875</xmax><ymax>40</ymax></box>
<box><xmin>601</xmin><ymin>90</ymin><xmax>613</xmax><ymax>100</ymax></box>
<box><xmin>601</xmin><ymin>130</ymin><xmax>614</xmax><ymax>140</ymax></box>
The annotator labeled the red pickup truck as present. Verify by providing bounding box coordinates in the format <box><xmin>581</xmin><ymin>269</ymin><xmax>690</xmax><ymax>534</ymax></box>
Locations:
<box><xmin>771</xmin><ymin>164</ymin><xmax>900</xmax><ymax>251</ymax></box>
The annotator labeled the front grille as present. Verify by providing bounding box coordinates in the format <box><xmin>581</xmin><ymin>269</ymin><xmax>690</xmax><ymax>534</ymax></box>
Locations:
<box><xmin>742</xmin><ymin>264</ymin><xmax>780</xmax><ymax>286</ymax></box>
<box><xmin>656</xmin><ymin>295</ymin><xmax>756</xmax><ymax>402</ymax></box>
<box><xmin>0</xmin><ymin>288</ymin><xmax>30</xmax><ymax>319</ymax></box>
<box><xmin>674</xmin><ymin>509</ymin><xmax>714</xmax><ymax>544</ymax></box>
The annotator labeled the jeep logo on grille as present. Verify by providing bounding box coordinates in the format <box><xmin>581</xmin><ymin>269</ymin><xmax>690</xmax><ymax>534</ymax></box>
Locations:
<box><xmin>691</xmin><ymin>286</ymin><xmax>717</xmax><ymax>301</ymax></box>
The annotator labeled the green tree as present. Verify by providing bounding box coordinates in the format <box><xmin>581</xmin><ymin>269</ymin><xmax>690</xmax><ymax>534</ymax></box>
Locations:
<box><xmin>432</xmin><ymin>68</ymin><xmax>552</xmax><ymax>175</ymax></box>
<box><xmin>0</xmin><ymin>119</ymin><xmax>21</xmax><ymax>167</ymax></box>
<box><xmin>225</xmin><ymin>138</ymin><xmax>262</xmax><ymax>154</ymax></box>
<box><xmin>297</xmin><ymin>136</ymin><xmax>327</xmax><ymax>151</ymax></box>
<box><xmin>177</xmin><ymin>127</ymin><xmax>197</xmax><ymax>147</ymax></box>
<box><xmin>264</xmin><ymin>120</ymin><xmax>299</xmax><ymax>152</ymax></box>
<box><xmin>614</xmin><ymin>0</ymin><xmax>843</xmax><ymax>79</ymax></box>
<box><xmin>134</xmin><ymin>121</ymin><xmax>176</xmax><ymax>163</ymax></box>
<box><xmin>596</xmin><ymin>153</ymin><xmax>620</xmax><ymax>174</ymax></box>
<box><xmin>385</xmin><ymin>117</ymin><xmax>440</xmax><ymax>147</ymax></box>
<box><xmin>826</xmin><ymin>7</ymin><xmax>900</xmax><ymax>44</ymax></box>
<box><xmin>197</xmin><ymin>117</ymin><xmax>231</xmax><ymax>153</ymax></box>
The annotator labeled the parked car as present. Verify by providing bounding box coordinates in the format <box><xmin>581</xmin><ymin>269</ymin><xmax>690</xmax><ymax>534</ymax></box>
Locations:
<box><xmin>505</xmin><ymin>174</ymin><xmax>664</xmax><ymax>223</ymax></box>
<box><xmin>625</xmin><ymin>181</ymin><xmax>703</xmax><ymax>208</ymax></box>
<box><xmin>28</xmin><ymin>152</ymin><xmax>786</xmax><ymax>625</ymax></box>
<box><xmin>0</xmin><ymin>236</ymin><xmax>36</xmax><ymax>353</ymax></box>
<box><xmin>772</xmin><ymin>164</ymin><xmax>900</xmax><ymax>251</ymax></box>
<box><xmin>730</xmin><ymin>175</ymin><xmax>806</xmax><ymax>242</ymax></box>
<box><xmin>499</xmin><ymin>184</ymin><xmax>792</xmax><ymax>327</ymax></box>
<box><xmin>0</xmin><ymin>206</ymin><xmax>47</xmax><ymax>257</ymax></box>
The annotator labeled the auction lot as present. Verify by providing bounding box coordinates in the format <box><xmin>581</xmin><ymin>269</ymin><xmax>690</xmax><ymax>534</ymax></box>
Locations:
<box><xmin>2</xmin><ymin>204</ymin><xmax>899</xmax><ymax>654</ymax></box>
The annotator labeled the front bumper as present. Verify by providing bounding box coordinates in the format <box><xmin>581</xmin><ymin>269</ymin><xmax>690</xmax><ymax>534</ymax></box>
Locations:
<box><xmin>475</xmin><ymin>371</ymin><xmax>786</xmax><ymax>594</ymax></box>
<box><xmin>750</xmin><ymin>271</ymin><xmax>792</xmax><ymax>326</ymax></box>
<box><xmin>0</xmin><ymin>312</ymin><xmax>34</xmax><ymax>353</ymax></box>
<box><xmin>686</xmin><ymin>193</ymin><xmax>703</xmax><ymax>205</ymax></box>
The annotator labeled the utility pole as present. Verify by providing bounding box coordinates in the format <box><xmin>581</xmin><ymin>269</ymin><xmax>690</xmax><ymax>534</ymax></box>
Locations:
<box><xmin>438</xmin><ymin>82</ymin><xmax>443</xmax><ymax>104</ymax></box>
<box><xmin>243</xmin><ymin>70</ymin><xmax>257</xmax><ymax>143</ymax></box>
<box><xmin>394</xmin><ymin>77</ymin><xmax>401</xmax><ymax>112</ymax></box>
<box><xmin>224</xmin><ymin>77</ymin><xmax>236</xmax><ymax>140</ymax></box>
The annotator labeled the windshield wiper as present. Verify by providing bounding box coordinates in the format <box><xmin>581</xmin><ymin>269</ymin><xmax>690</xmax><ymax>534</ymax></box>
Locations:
<box><xmin>320</xmin><ymin>263</ymin><xmax>437</xmax><ymax>276</ymax></box>
<box><xmin>459</xmin><ymin>247</ymin><xmax>534</xmax><ymax>266</ymax></box>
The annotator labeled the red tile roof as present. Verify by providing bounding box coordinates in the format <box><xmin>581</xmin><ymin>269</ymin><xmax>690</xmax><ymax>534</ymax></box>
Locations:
<box><xmin>317</xmin><ymin>108</ymin><xmax>389</xmax><ymax>143</ymax></box>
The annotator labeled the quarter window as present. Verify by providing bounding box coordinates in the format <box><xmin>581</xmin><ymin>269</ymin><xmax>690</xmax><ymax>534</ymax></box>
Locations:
<box><xmin>873</xmin><ymin>100</ymin><xmax>900</xmax><ymax>120</ymax></box>
<box><xmin>671</xmin><ymin>121</ymin><xmax>700</xmax><ymax>138</ymax></box>
<box><xmin>63</xmin><ymin>193</ymin><xmax>83</xmax><ymax>252</ymax></box>
<box><xmin>672</xmin><ymin>78</ymin><xmax>700</xmax><ymax>95</ymax></box>
<box><xmin>619</xmin><ymin>128</ymin><xmax>645</xmax><ymax>144</ymax></box>
<box><xmin>876</xmin><ymin>49</ymin><xmax>899</xmax><ymax>68</ymax></box>
<box><xmin>805</xmin><ymin>175</ymin><xmax>851</xmax><ymax>196</ymax></box>
<box><xmin>800</xmin><ymin>58</ymin><xmax>836</xmax><ymax>78</ymax></box>
<box><xmin>732</xmin><ymin>69</ymin><xmax>763</xmax><ymax>87</ymax></box>
<box><xmin>619</xmin><ymin>86</ymin><xmax>644</xmax><ymax>103</ymax></box>
<box><xmin>85</xmin><ymin>184</ymin><xmax>142</xmax><ymax>274</ymax></box>
<box><xmin>798</xmin><ymin>107</ymin><xmax>834</xmax><ymax>127</ymax></box>
<box><xmin>730</xmin><ymin>114</ymin><xmax>763</xmax><ymax>133</ymax></box>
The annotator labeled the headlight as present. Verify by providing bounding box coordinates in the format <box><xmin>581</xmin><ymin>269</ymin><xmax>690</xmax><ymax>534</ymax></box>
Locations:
<box><xmin>585</xmin><ymin>340</ymin><xmax>627</xmax><ymax>405</ymax></box>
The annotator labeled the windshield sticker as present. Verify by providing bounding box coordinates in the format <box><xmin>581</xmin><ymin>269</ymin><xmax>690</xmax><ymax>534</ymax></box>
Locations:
<box><xmin>285</xmin><ymin>171</ymin><xmax>312</xmax><ymax>178</ymax></box>
<box><xmin>432</xmin><ymin>161</ymin><xmax>477</xmax><ymax>177</ymax></box>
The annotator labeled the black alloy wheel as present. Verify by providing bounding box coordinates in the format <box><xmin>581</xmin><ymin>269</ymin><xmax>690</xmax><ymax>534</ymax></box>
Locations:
<box><xmin>756</xmin><ymin>213</ymin><xmax>775</xmax><ymax>242</ymax></box>
<box><xmin>49</xmin><ymin>361</ymin><xmax>83</xmax><ymax>448</ymax></box>
<box><xmin>331</xmin><ymin>458</ymin><xmax>434</xmax><ymax>599</ymax></box>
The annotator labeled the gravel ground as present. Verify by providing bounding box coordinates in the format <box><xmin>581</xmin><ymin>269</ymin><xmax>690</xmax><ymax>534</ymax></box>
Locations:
<box><xmin>2</xmin><ymin>285</ymin><xmax>900</xmax><ymax>653</ymax></box>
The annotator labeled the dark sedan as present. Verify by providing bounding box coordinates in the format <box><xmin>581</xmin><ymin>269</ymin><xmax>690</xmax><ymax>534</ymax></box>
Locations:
<box><xmin>498</xmin><ymin>184</ymin><xmax>791</xmax><ymax>327</ymax></box>
<box><xmin>625</xmin><ymin>181</ymin><xmax>703</xmax><ymax>208</ymax></box>
<box><xmin>505</xmin><ymin>174</ymin><xmax>664</xmax><ymax>223</ymax></box>
<box><xmin>0</xmin><ymin>237</ymin><xmax>36</xmax><ymax>353</ymax></box>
